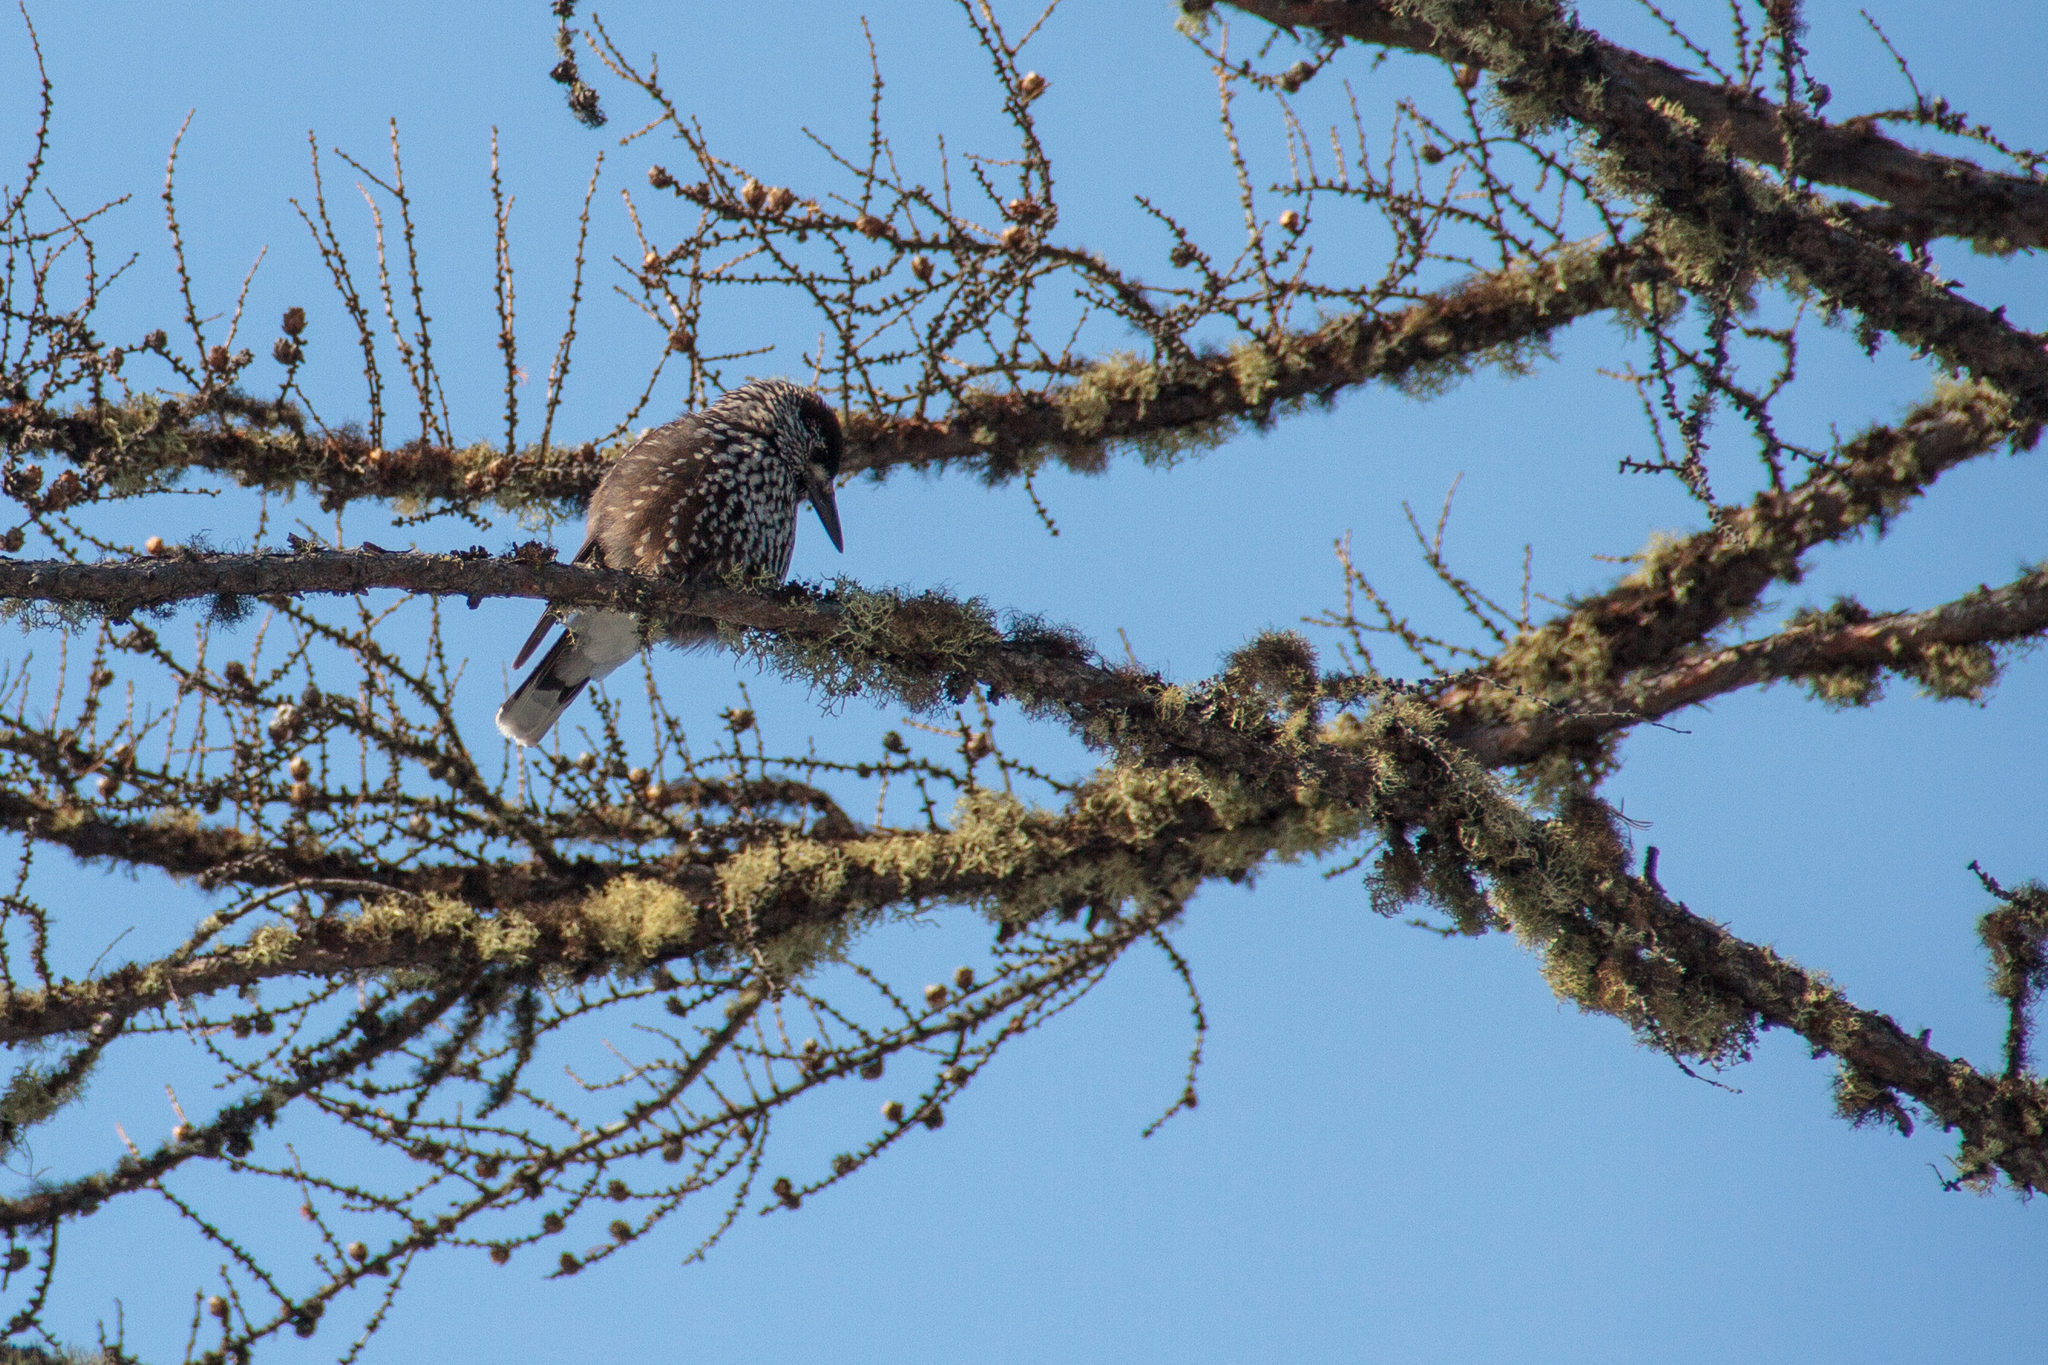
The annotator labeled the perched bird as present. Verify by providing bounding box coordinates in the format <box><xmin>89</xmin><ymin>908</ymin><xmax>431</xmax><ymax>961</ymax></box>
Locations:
<box><xmin>496</xmin><ymin>378</ymin><xmax>845</xmax><ymax>746</ymax></box>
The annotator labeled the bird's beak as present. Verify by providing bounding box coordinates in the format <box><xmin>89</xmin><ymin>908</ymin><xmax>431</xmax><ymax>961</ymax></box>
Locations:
<box><xmin>807</xmin><ymin>467</ymin><xmax>845</xmax><ymax>553</ymax></box>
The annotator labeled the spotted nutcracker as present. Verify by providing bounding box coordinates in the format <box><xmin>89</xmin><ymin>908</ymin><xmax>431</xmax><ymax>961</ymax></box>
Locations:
<box><xmin>496</xmin><ymin>378</ymin><xmax>845</xmax><ymax>745</ymax></box>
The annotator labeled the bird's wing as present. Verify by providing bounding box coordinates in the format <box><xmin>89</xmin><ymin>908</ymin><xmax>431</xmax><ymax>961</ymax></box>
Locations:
<box><xmin>512</xmin><ymin>536</ymin><xmax>602</xmax><ymax>669</ymax></box>
<box><xmin>586</xmin><ymin>420</ymin><xmax>734</xmax><ymax>578</ymax></box>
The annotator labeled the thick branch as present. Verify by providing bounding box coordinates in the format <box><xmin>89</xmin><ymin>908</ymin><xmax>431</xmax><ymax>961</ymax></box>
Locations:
<box><xmin>1224</xmin><ymin>0</ymin><xmax>2048</xmax><ymax>249</ymax></box>
<box><xmin>5</xmin><ymin>243</ymin><xmax>1646</xmax><ymax>514</ymax></box>
<box><xmin>1462</xmin><ymin>562</ymin><xmax>2048</xmax><ymax>766</ymax></box>
<box><xmin>3</xmin><ymin>553</ymin><xmax>2041</xmax><ymax>1187</ymax></box>
<box><xmin>1431</xmin><ymin>382</ymin><xmax>2031</xmax><ymax>754</ymax></box>
<box><xmin>1374</xmin><ymin>1</ymin><xmax>2048</xmax><ymax>422</ymax></box>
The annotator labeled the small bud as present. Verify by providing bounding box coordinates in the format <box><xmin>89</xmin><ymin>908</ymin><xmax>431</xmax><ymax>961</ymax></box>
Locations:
<box><xmin>965</xmin><ymin>730</ymin><xmax>992</xmax><ymax>761</ymax></box>
<box><xmin>764</xmin><ymin>186</ymin><xmax>796</xmax><ymax>215</ymax></box>
<box><xmin>1004</xmin><ymin>197</ymin><xmax>1042</xmax><ymax>223</ymax></box>
<box><xmin>740</xmin><ymin>178</ymin><xmax>768</xmax><ymax>211</ymax></box>
<box><xmin>1</xmin><ymin>528</ymin><xmax>22</xmax><ymax>553</ymax></box>
<box><xmin>205</xmin><ymin>344</ymin><xmax>232</xmax><ymax>374</ymax></box>
<box><xmin>923</xmin><ymin>983</ymin><xmax>949</xmax><ymax>1009</ymax></box>
<box><xmin>267</xmin><ymin>704</ymin><xmax>300</xmax><ymax>742</ymax></box>
<box><xmin>667</xmin><ymin>327</ymin><xmax>693</xmax><ymax>354</ymax></box>
<box><xmin>558</xmin><ymin>1252</ymin><xmax>579</xmax><ymax>1274</ymax></box>
<box><xmin>609</xmin><ymin>1219</ymin><xmax>631</xmax><ymax>1242</ymax></box>
<box><xmin>407</xmin><ymin>814</ymin><xmax>430</xmax><ymax>837</ymax></box>
<box><xmin>1278</xmin><ymin>209</ymin><xmax>1304</xmax><ymax>233</ymax></box>
<box><xmin>288</xmin><ymin>781</ymin><xmax>314</xmax><ymax>808</ymax></box>
<box><xmin>347</xmin><ymin>1241</ymin><xmax>368</xmax><ymax>1262</ymax></box>
<box><xmin>282</xmin><ymin>306</ymin><xmax>307</xmax><ymax>336</ymax></box>
<box><xmin>143</xmin><ymin>328</ymin><xmax>168</xmax><ymax>351</ymax></box>
<box><xmin>859</xmin><ymin>1057</ymin><xmax>884</xmax><ymax>1081</ymax></box>
<box><xmin>943</xmin><ymin>1065</ymin><xmax>969</xmax><ymax>1085</ymax></box>
<box><xmin>302</xmin><ymin>682</ymin><xmax>321</xmax><ymax>708</ymax></box>
<box><xmin>627</xmin><ymin>767</ymin><xmax>649</xmax><ymax>785</ymax></box>
<box><xmin>173</xmin><ymin>1123</ymin><xmax>193</xmax><ymax>1144</ymax></box>
<box><xmin>271</xmin><ymin>337</ymin><xmax>302</xmax><ymax>366</ymax></box>
<box><xmin>771</xmin><ymin>1176</ymin><xmax>800</xmax><ymax>1209</ymax></box>
<box><xmin>144</xmin><ymin>535</ymin><xmax>167</xmax><ymax>556</ymax></box>
<box><xmin>647</xmin><ymin>165</ymin><xmax>674</xmax><ymax>190</ymax></box>
<box><xmin>1455</xmin><ymin>63</ymin><xmax>1481</xmax><ymax>91</ymax></box>
<box><xmin>1169</xmin><ymin>243</ymin><xmax>1196</xmax><ymax>268</ymax></box>
<box><xmin>881</xmin><ymin>730</ymin><xmax>908</xmax><ymax>754</ymax></box>
<box><xmin>1420</xmin><ymin>143</ymin><xmax>1447</xmax><ymax>165</ymax></box>
<box><xmin>288</xmin><ymin>755</ymin><xmax>311</xmax><ymax>781</ymax></box>
<box><xmin>661</xmin><ymin>1137</ymin><xmax>684</xmax><ymax>1162</ymax></box>
<box><xmin>541</xmin><ymin>1212</ymin><xmax>564</xmax><ymax>1235</ymax></box>
<box><xmin>881</xmin><ymin>1100</ymin><xmax>905</xmax><ymax>1123</ymax></box>
<box><xmin>832</xmin><ymin>1153</ymin><xmax>857</xmax><ymax>1176</ymax></box>
<box><xmin>489</xmin><ymin>1245</ymin><xmax>511</xmax><ymax>1265</ymax></box>
<box><xmin>208</xmin><ymin>1295</ymin><xmax>229</xmax><ymax>1320</ymax></box>
<box><xmin>576</xmin><ymin>752</ymin><xmax>597</xmax><ymax>773</ymax></box>
<box><xmin>854</xmin><ymin>213</ymin><xmax>887</xmax><ymax>239</ymax></box>
<box><xmin>952</xmin><ymin>965</ymin><xmax>975</xmax><ymax>991</ymax></box>
<box><xmin>921</xmin><ymin>1104</ymin><xmax>945</xmax><ymax>1130</ymax></box>
<box><xmin>3</xmin><ymin>1249</ymin><xmax>28</xmax><ymax>1273</ymax></box>
<box><xmin>643</xmin><ymin>781</ymin><xmax>666</xmax><ymax>805</ymax></box>
<box><xmin>910</xmin><ymin>254</ymin><xmax>934</xmax><ymax>283</ymax></box>
<box><xmin>97</xmin><ymin>774</ymin><xmax>119</xmax><ymax>798</ymax></box>
<box><xmin>727</xmin><ymin>708</ymin><xmax>754</xmax><ymax>733</ymax></box>
<box><xmin>999</xmin><ymin>224</ymin><xmax>1031</xmax><ymax>252</ymax></box>
<box><xmin>1018</xmin><ymin>71</ymin><xmax>1048</xmax><ymax>101</ymax></box>
<box><xmin>642</xmin><ymin>250</ymin><xmax>661</xmax><ymax>272</ymax></box>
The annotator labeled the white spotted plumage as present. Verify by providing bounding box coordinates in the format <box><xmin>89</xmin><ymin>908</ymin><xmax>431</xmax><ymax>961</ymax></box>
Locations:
<box><xmin>496</xmin><ymin>379</ymin><xmax>845</xmax><ymax>746</ymax></box>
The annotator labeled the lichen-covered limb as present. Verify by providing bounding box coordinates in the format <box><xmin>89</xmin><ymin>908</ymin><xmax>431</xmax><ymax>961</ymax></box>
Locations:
<box><xmin>0</xmin><ymin>241</ymin><xmax>1647</xmax><ymax>518</ymax></box>
<box><xmin>9</xmin><ymin>647</ymin><xmax>2042</xmax><ymax>1187</ymax></box>
<box><xmin>1428</xmin><ymin>381</ymin><xmax>2036</xmax><ymax>760</ymax></box>
<box><xmin>1621</xmin><ymin>872</ymin><xmax>2048</xmax><ymax>1191</ymax></box>
<box><xmin>0</xmin><ymin>763</ymin><xmax>1333</xmax><ymax>1044</ymax></box>
<box><xmin>1391</xmin><ymin>1</ymin><xmax>2048</xmax><ymax>421</ymax></box>
<box><xmin>1220</xmin><ymin>0</ymin><xmax>2048</xmax><ymax>250</ymax></box>
<box><xmin>835</xmin><ymin>239</ymin><xmax>1650</xmax><ymax>482</ymax></box>
<box><xmin>1462</xmin><ymin>561</ymin><xmax>2048</xmax><ymax>766</ymax></box>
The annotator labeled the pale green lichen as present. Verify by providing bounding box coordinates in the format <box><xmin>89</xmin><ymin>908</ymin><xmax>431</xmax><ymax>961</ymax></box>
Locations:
<box><xmin>580</xmin><ymin>876</ymin><xmax>698</xmax><ymax>969</ymax></box>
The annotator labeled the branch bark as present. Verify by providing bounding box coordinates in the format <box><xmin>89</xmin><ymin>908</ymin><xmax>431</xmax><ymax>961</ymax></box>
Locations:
<box><xmin>1222</xmin><ymin>0</ymin><xmax>2048</xmax><ymax>249</ymax></box>
<box><xmin>1462</xmin><ymin>562</ymin><xmax>2048</xmax><ymax>767</ymax></box>
<box><xmin>3</xmin><ymin>241</ymin><xmax>1648</xmax><ymax>515</ymax></box>
<box><xmin>1429</xmin><ymin>380</ymin><xmax>2034</xmax><ymax>759</ymax></box>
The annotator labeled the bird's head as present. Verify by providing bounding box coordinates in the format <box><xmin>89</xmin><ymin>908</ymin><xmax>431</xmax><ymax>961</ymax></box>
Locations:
<box><xmin>791</xmin><ymin>388</ymin><xmax>845</xmax><ymax>553</ymax></box>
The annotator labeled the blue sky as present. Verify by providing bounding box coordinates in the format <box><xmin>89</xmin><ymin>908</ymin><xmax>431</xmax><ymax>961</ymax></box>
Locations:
<box><xmin>4</xmin><ymin>2</ymin><xmax>2045</xmax><ymax>1361</ymax></box>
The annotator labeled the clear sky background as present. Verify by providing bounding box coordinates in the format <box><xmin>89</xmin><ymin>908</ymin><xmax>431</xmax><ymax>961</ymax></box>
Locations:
<box><xmin>3</xmin><ymin>2</ymin><xmax>2044</xmax><ymax>1361</ymax></box>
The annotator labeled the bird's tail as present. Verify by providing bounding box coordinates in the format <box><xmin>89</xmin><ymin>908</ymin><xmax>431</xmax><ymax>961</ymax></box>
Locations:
<box><xmin>496</xmin><ymin>611</ymin><xmax>642</xmax><ymax>746</ymax></box>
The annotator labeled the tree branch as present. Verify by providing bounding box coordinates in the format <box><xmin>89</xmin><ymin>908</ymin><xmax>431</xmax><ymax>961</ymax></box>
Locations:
<box><xmin>1427</xmin><ymin>380</ymin><xmax>2034</xmax><ymax>759</ymax></box>
<box><xmin>2</xmin><ymin>241</ymin><xmax>1648</xmax><ymax>518</ymax></box>
<box><xmin>1363</xmin><ymin>2</ymin><xmax>2048</xmax><ymax>422</ymax></box>
<box><xmin>1221</xmin><ymin>0</ymin><xmax>2048</xmax><ymax>250</ymax></box>
<box><xmin>1461</xmin><ymin>561</ymin><xmax>2048</xmax><ymax>766</ymax></box>
<box><xmin>3</xmin><ymin>552</ymin><xmax>2041</xmax><ymax>1189</ymax></box>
